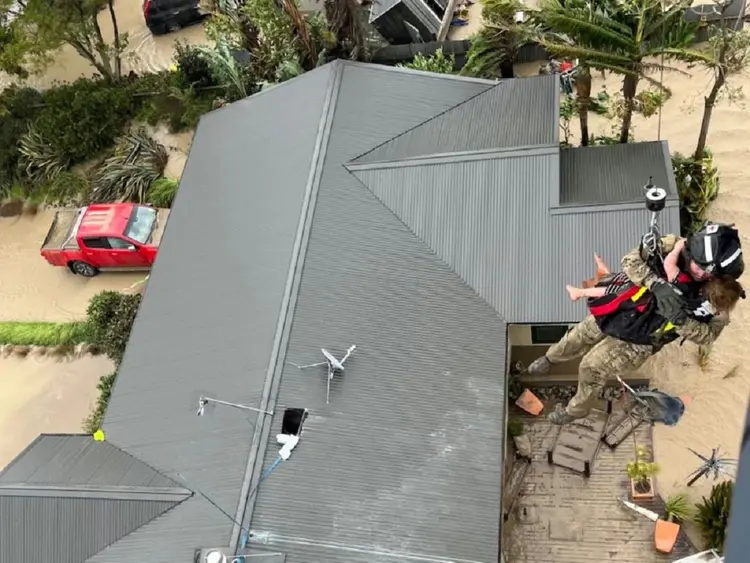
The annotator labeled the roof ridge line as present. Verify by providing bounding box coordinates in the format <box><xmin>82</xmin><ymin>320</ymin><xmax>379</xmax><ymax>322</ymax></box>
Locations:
<box><xmin>350</xmin><ymin>79</ymin><xmax>500</xmax><ymax>163</ymax></box>
<box><xmin>343</xmin><ymin>60</ymin><xmax>498</xmax><ymax>86</ymax></box>
<box><xmin>230</xmin><ymin>60</ymin><xmax>345</xmax><ymax>551</ymax></box>
<box><xmin>0</xmin><ymin>482</ymin><xmax>193</xmax><ymax>502</ymax></box>
<box><xmin>346</xmin><ymin>144</ymin><xmax>559</xmax><ymax>171</ymax></box>
<box><xmin>345</xmin><ymin>166</ymin><xmax>509</xmax><ymax>324</ymax></box>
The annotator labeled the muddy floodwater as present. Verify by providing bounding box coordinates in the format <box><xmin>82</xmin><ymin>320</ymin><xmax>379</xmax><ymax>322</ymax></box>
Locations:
<box><xmin>0</xmin><ymin>0</ymin><xmax>209</xmax><ymax>90</ymax></box>
<box><xmin>0</xmin><ymin>355</ymin><xmax>115</xmax><ymax>471</ymax></box>
<box><xmin>0</xmin><ymin>211</ymin><xmax>146</xmax><ymax>322</ymax></box>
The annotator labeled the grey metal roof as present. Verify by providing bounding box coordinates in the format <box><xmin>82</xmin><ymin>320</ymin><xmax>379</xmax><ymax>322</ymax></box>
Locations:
<box><xmin>355</xmin><ymin>75</ymin><xmax>558</xmax><ymax>163</ymax></box>
<box><xmin>0</xmin><ymin>435</ymin><xmax>189</xmax><ymax>563</ymax></box>
<box><xmin>0</xmin><ymin>495</ymin><xmax>181</xmax><ymax>563</ymax></box>
<box><xmin>404</xmin><ymin>0</ymin><xmax>442</xmax><ymax>33</ymax></box>
<box><xmin>0</xmin><ymin>434</ymin><xmax>178</xmax><ymax>487</ymax></box>
<box><xmin>3</xmin><ymin>60</ymin><xmax>680</xmax><ymax>563</ymax></box>
<box><xmin>246</xmin><ymin>62</ymin><xmax>508</xmax><ymax>563</ymax></box>
<box><xmin>560</xmin><ymin>141</ymin><xmax>678</xmax><ymax>206</ymax></box>
<box><xmin>369</xmin><ymin>0</ymin><xmax>400</xmax><ymax>21</ymax></box>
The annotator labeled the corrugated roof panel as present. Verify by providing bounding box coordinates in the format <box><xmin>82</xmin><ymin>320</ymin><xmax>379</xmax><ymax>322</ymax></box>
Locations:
<box><xmin>369</xmin><ymin>0</ymin><xmax>401</xmax><ymax>21</ymax></box>
<box><xmin>249</xmin><ymin>160</ymin><xmax>507</xmax><ymax>563</ymax></box>
<box><xmin>354</xmin><ymin>75</ymin><xmax>557</xmax><ymax>164</ymax></box>
<box><xmin>560</xmin><ymin>141</ymin><xmax>677</xmax><ymax>206</ymax></box>
<box><xmin>0</xmin><ymin>435</ymin><xmax>176</xmax><ymax>488</ymax></box>
<box><xmin>246</xmin><ymin>63</ymin><xmax>508</xmax><ymax>563</ymax></box>
<box><xmin>503</xmin><ymin>202</ymin><xmax>681</xmax><ymax>323</ymax></box>
<box><xmin>350</xmin><ymin>148</ymin><xmax>559</xmax><ymax>319</ymax></box>
<box><xmin>403</xmin><ymin>0</ymin><xmax>441</xmax><ymax>33</ymax></box>
<box><xmin>96</xmin><ymin>64</ymin><xmax>337</xmax><ymax>561</ymax></box>
<box><xmin>0</xmin><ymin>496</ymin><xmax>178</xmax><ymax>563</ymax></box>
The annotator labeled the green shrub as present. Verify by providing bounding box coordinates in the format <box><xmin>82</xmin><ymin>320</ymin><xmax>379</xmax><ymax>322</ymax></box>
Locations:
<box><xmin>673</xmin><ymin>150</ymin><xmax>720</xmax><ymax>236</ymax></box>
<box><xmin>41</xmin><ymin>171</ymin><xmax>91</xmax><ymax>205</ymax></box>
<box><xmin>696</xmin><ymin>480</ymin><xmax>733</xmax><ymax>552</ymax></box>
<box><xmin>34</xmin><ymin>77</ymin><xmax>135</xmax><ymax>165</ymax></box>
<box><xmin>90</xmin><ymin>128</ymin><xmax>168</xmax><ymax>203</ymax></box>
<box><xmin>0</xmin><ymin>86</ymin><xmax>44</xmax><ymax>184</ymax></box>
<box><xmin>397</xmin><ymin>48</ymin><xmax>455</xmax><ymax>74</ymax></box>
<box><xmin>507</xmin><ymin>418</ymin><xmax>525</xmax><ymax>437</ymax></box>
<box><xmin>19</xmin><ymin>123</ymin><xmax>70</xmax><ymax>183</ymax></box>
<box><xmin>664</xmin><ymin>492</ymin><xmax>693</xmax><ymax>523</ymax></box>
<box><xmin>0</xmin><ymin>321</ymin><xmax>90</xmax><ymax>346</ymax></box>
<box><xmin>82</xmin><ymin>371</ymin><xmax>117</xmax><ymax>434</ymax></box>
<box><xmin>174</xmin><ymin>41</ymin><xmax>221</xmax><ymax>90</ymax></box>
<box><xmin>86</xmin><ymin>291</ymin><xmax>142</xmax><ymax>365</ymax></box>
<box><xmin>82</xmin><ymin>290</ymin><xmax>142</xmax><ymax>431</ymax></box>
<box><xmin>148</xmin><ymin>177</ymin><xmax>179</xmax><ymax>207</ymax></box>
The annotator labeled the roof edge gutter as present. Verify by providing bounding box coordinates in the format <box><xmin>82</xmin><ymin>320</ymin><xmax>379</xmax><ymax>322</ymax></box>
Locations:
<box><xmin>230</xmin><ymin>60</ymin><xmax>344</xmax><ymax>551</ymax></box>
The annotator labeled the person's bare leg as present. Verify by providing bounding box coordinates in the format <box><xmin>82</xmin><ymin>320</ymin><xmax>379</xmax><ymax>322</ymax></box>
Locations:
<box><xmin>594</xmin><ymin>253</ymin><xmax>611</xmax><ymax>276</ymax></box>
<box><xmin>566</xmin><ymin>285</ymin><xmax>606</xmax><ymax>301</ymax></box>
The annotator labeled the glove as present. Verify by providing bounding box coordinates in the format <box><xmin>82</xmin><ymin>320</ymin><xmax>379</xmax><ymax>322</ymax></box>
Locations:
<box><xmin>651</xmin><ymin>280</ymin><xmax>688</xmax><ymax>325</ymax></box>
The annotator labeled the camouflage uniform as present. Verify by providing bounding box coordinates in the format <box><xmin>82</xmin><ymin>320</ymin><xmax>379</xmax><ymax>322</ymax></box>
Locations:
<box><xmin>536</xmin><ymin>234</ymin><xmax>730</xmax><ymax>422</ymax></box>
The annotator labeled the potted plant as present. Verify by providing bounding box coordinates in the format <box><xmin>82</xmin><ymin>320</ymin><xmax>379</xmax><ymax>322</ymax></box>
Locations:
<box><xmin>654</xmin><ymin>493</ymin><xmax>693</xmax><ymax>554</ymax></box>
<box><xmin>627</xmin><ymin>446</ymin><xmax>660</xmax><ymax>501</ymax></box>
<box><xmin>664</xmin><ymin>493</ymin><xmax>693</xmax><ymax>524</ymax></box>
<box><xmin>695</xmin><ymin>480</ymin><xmax>733</xmax><ymax>553</ymax></box>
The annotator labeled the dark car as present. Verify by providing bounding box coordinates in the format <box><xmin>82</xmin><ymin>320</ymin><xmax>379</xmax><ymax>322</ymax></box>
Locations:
<box><xmin>143</xmin><ymin>0</ymin><xmax>206</xmax><ymax>35</ymax></box>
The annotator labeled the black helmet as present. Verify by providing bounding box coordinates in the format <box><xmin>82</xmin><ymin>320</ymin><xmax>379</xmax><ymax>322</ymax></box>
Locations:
<box><xmin>686</xmin><ymin>222</ymin><xmax>744</xmax><ymax>279</ymax></box>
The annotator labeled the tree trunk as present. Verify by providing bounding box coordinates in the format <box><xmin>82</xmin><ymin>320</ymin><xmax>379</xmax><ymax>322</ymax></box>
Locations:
<box><xmin>107</xmin><ymin>0</ymin><xmax>122</xmax><ymax>80</ymax></box>
<box><xmin>499</xmin><ymin>51</ymin><xmax>514</xmax><ymax>79</ymax></box>
<box><xmin>574</xmin><ymin>68</ymin><xmax>591</xmax><ymax>146</ymax></box>
<box><xmin>619</xmin><ymin>73</ymin><xmax>638</xmax><ymax>143</ymax></box>
<box><xmin>694</xmin><ymin>73</ymin><xmax>725</xmax><ymax>160</ymax></box>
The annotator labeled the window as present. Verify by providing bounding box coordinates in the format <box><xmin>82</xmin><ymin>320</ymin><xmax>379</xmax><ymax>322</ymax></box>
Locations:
<box><xmin>82</xmin><ymin>237</ymin><xmax>110</xmax><ymax>249</ymax></box>
<box><xmin>531</xmin><ymin>325</ymin><xmax>570</xmax><ymax>345</ymax></box>
<box><xmin>108</xmin><ymin>237</ymin><xmax>135</xmax><ymax>250</ymax></box>
<box><xmin>123</xmin><ymin>206</ymin><xmax>158</xmax><ymax>244</ymax></box>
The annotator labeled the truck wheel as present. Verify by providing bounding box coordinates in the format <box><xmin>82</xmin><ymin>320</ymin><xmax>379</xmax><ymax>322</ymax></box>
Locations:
<box><xmin>70</xmin><ymin>261</ymin><xmax>99</xmax><ymax>277</ymax></box>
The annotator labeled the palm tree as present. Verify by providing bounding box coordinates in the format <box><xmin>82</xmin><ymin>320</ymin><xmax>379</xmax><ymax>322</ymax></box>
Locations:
<box><xmin>538</xmin><ymin>0</ymin><xmax>701</xmax><ymax>143</ymax></box>
<box><xmin>537</xmin><ymin>0</ymin><xmax>618</xmax><ymax>145</ymax></box>
<box><xmin>462</xmin><ymin>0</ymin><xmax>536</xmax><ymax>79</ymax></box>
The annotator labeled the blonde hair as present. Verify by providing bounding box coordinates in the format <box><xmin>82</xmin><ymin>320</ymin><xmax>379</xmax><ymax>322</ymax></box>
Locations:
<box><xmin>706</xmin><ymin>275</ymin><xmax>745</xmax><ymax>313</ymax></box>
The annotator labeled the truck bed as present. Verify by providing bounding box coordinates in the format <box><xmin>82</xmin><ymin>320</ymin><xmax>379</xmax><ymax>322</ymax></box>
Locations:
<box><xmin>41</xmin><ymin>209</ymin><xmax>83</xmax><ymax>251</ymax></box>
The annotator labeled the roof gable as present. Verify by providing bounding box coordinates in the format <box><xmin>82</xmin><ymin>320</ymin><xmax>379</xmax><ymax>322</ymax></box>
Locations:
<box><xmin>0</xmin><ymin>435</ymin><xmax>189</xmax><ymax>563</ymax></box>
<box><xmin>348</xmin><ymin>146</ymin><xmax>559</xmax><ymax>318</ymax></box>
<box><xmin>353</xmin><ymin>74</ymin><xmax>558</xmax><ymax>164</ymax></box>
<box><xmin>0</xmin><ymin>434</ymin><xmax>178</xmax><ymax>488</ymax></box>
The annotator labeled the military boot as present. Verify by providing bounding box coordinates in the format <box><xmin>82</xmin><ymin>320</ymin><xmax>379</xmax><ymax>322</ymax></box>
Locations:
<box><xmin>548</xmin><ymin>404</ymin><xmax>578</xmax><ymax>425</ymax></box>
<box><xmin>527</xmin><ymin>355</ymin><xmax>551</xmax><ymax>376</ymax></box>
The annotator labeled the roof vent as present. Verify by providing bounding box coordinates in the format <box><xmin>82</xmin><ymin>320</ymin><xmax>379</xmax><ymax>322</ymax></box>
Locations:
<box><xmin>205</xmin><ymin>550</ymin><xmax>226</xmax><ymax>563</ymax></box>
<box><xmin>194</xmin><ymin>548</ymin><xmax>286</xmax><ymax>563</ymax></box>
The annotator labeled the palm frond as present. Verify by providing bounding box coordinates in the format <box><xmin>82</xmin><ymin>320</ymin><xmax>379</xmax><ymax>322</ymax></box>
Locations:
<box><xmin>90</xmin><ymin>128</ymin><xmax>168</xmax><ymax>204</ymax></box>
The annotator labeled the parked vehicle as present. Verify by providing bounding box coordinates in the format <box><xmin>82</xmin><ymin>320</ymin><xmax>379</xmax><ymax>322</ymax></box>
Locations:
<box><xmin>143</xmin><ymin>0</ymin><xmax>205</xmax><ymax>35</ymax></box>
<box><xmin>41</xmin><ymin>204</ymin><xmax>170</xmax><ymax>277</ymax></box>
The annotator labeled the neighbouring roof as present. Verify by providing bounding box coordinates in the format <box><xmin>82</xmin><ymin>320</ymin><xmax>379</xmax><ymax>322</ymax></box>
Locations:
<box><xmin>370</xmin><ymin>0</ymin><xmax>442</xmax><ymax>34</ymax></box>
<box><xmin>2</xmin><ymin>60</ymin><xmax>680</xmax><ymax>563</ymax></box>
<box><xmin>0</xmin><ymin>435</ymin><xmax>191</xmax><ymax>563</ymax></box>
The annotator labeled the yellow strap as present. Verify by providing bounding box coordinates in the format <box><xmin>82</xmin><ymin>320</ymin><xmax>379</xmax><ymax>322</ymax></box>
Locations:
<box><xmin>631</xmin><ymin>287</ymin><xmax>648</xmax><ymax>301</ymax></box>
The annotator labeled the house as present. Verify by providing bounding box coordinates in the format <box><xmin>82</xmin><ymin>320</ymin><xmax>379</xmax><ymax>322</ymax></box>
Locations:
<box><xmin>0</xmin><ymin>61</ymin><xmax>680</xmax><ymax>563</ymax></box>
<box><xmin>369</xmin><ymin>0</ymin><xmax>445</xmax><ymax>44</ymax></box>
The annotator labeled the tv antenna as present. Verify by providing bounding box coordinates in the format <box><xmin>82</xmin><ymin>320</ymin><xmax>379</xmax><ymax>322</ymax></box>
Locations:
<box><xmin>196</xmin><ymin>396</ymin><xmax>273</xmax><ymax>417</ymax></box>
<box><xmin>287</xmin><ymin>345</ymin><xmax>357</xmax><ymax>404</ymax></box>
<box><xmin>686</xmin><ymin>446</ymin><xmax>737</xmax><ymax>486</ymax></box>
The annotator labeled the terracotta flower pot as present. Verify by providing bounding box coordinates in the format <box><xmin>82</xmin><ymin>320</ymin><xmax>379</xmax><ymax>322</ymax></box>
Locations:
<box><xmin>630</xmin><ymin>477</ymin><xmax>655</xmax><ymax>501</ymax></box>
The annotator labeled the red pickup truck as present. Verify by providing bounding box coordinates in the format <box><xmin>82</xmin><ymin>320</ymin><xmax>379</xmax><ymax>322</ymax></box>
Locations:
<box><xmin>41</xmin><ymin>203</ymin><xmax>169</xmax><ymax>277</ymax></box>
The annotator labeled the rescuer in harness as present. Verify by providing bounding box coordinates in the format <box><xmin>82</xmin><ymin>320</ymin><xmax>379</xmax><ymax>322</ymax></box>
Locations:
<box><xmin>529</xmin><ymin>222</ymin><xmax>745</xmax><ymax>426</ymax></box>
